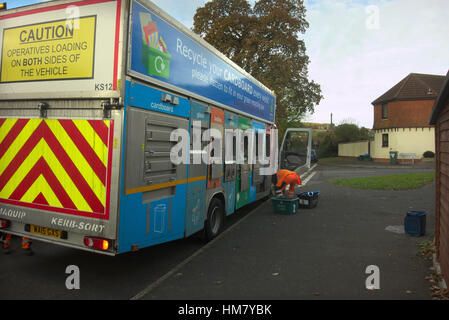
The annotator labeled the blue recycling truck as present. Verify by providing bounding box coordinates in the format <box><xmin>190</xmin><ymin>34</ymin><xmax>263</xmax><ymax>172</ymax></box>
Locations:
<box><xmin>0</xmin><ymin>0</ymin><xmax>312</xmax><ymax>255</ymax></box>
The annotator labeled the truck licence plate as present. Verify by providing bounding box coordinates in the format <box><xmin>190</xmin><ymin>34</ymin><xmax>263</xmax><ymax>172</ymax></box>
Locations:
<box><xmin>29</xmin><ymin>224</ymin><xmax>63</xmax><ymax>239</ymax></box>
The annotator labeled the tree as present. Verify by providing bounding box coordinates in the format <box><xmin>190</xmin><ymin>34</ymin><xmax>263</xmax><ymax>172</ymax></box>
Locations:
<box><xmin>193</xmin><ymin>0</ymin><xmax>322</xmax><ymax>135</ymax></box>
<box><xmin>193</xmin><ymin>0</ymin><xmax>254</xmax><ymax>69</ymax></box>
<box><xmin>334</xmin><ymin>123</ymin><xmax>370</xmax><ymax>143</ymax></box>
<box><xmin>317</xmin><ymin>123</ymin><xmax>371</xmax><ymax>158</ymax></box>
<box><xmin>317</xmin><ymin>131</ymin><xmax>338</xmax><ymax>158</ymax></box>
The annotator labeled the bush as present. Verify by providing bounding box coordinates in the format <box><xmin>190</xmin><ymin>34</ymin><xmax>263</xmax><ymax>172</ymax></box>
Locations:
<box><xmin>318</xmin><ymin>133</ymin><xmax>338</xmax><ymax>158</ymax></box>
<box><xmin>423</xmin><ymin>151</ymin><xmax>435</xmax><ymax>158</ymax></box>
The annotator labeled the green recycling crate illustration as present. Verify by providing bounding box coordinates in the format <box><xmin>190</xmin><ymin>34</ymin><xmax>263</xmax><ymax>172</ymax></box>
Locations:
<box><xmin>139</xmin><ymin>12</ymin><xmax>171</xmax><ymax>79</ymax></box>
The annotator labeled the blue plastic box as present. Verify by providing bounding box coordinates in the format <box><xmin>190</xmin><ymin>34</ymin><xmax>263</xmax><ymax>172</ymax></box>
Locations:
<box><xmin>404</xmin><ymin>211</ymin><xmax>426</xmax><ymax>236</ymax></box>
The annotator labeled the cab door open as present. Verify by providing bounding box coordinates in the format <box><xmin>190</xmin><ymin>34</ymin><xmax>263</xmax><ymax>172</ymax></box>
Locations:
<box><xmin>279</xmin><ymin>128</ymin><xmax>313</xmax><ymax>176</ymax></box>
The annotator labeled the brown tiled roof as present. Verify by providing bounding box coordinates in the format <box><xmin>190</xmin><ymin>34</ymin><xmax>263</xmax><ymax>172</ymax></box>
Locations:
<box><xmin>372</xmin><ymin>73</ymin><xmax>446</xmax><ymax>105</ymax></box>
<box><xmin>430</xmin><ymin>71</ymin><xmax>449</xmax><ymax>124</ymax></box>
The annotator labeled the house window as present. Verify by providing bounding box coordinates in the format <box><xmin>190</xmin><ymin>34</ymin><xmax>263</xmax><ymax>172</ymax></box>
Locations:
<box><xmin>382</xmin><ymin>133</ymin><xmax>389</xmax><ymax>147</ymax></box>
<box><xmin>382</xmin><ymin>103</ymin><xmax>388</xmax><ymax>119</ymax></box>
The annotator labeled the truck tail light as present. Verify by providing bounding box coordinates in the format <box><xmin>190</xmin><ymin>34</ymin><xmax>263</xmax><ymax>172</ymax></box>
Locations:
<box><xmin>83</xmin><ymin>236</ymin><xmax>110</xmax><ymax>251</ymax></box>
<box><xmin>0</xmin><ymin>219</ymin><xmax>11</xmax><ymax>229</ymax></box>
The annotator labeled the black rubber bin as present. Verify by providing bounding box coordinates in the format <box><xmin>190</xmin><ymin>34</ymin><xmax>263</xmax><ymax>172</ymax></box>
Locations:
<box><xmin>298</xmin><ymin>191</ymin><xmax>320</xmax><ymax>209</ymax></box>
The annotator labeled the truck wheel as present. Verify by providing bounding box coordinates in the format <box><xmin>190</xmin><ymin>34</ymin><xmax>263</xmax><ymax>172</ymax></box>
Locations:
<box><xmin>204</xmin><ymin>198</ymin><xmax>224</xmax><ymax>241</ymax></box>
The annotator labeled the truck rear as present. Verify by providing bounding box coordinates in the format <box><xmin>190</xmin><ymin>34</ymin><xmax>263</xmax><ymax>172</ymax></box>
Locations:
<box><xmin>0</xmin><ymin>0</ymin><xmax>124</xmax><ymax>254</ymax></box>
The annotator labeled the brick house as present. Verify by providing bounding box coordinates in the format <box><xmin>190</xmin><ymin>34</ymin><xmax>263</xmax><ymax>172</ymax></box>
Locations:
<box><xmin>429</xmin><ymin>70</ymin><xmax>449</xmax><ymax>288</ymax></box>
<box><xmin>370</xmin><ymin>73</ymin><xmax>445</xmax><ymax>162</ymax></box>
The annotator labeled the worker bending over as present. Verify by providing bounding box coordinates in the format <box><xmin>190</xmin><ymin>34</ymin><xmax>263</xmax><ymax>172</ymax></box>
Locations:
<box><xmin>275</xmin><ymin>169</ymin><xmax>301</xmax><ymax>198</ymax></box>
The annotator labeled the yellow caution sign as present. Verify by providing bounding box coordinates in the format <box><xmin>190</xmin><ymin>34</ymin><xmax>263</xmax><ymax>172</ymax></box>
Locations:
<box><xmin>1</xmin><ymin>16</ymin><xmax>96</xmax><ymax>83</ymax></box>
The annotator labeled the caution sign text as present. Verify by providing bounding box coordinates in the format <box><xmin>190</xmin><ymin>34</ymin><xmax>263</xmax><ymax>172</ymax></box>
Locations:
<box><xmin>1</xmin><ymin>16</ymin><xmax>96</xmax><ymax>83</ymax></box>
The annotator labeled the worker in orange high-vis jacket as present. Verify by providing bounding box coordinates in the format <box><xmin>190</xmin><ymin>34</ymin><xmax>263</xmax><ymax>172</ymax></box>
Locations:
<box><xmin>22</xmin><ymin>237</ymin><xmax>33</xmax><ymax>256</ymax></box>
<box><xmin>1</xmin><ymin>232</ymin><xmax>12</xmax><ymax>255</ymax></box>
<box><xmin>1</xmin><ymin>233</ymin><xmax>33</xmax><ymax>255</ymax></box>
<box><xmin>275</xmin><ymin>169</ymin><xmax>301</xmax><ymax>198</ymax></box>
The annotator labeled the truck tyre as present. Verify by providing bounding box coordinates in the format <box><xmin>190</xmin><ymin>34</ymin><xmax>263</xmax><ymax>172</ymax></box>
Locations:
<box><xmin>204</xmin><ymin>198</ymin><xmax>224</xmax><ymax>241</ymax></box>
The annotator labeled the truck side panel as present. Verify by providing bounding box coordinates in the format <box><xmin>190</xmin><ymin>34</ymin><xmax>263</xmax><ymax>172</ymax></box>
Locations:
<box><xmin>223</xmin><ymin>111</ymin><xmax>238</xmax><ymax>216</ymax></box>
<box><xmin>185</xmin><ymin>101</ymin><xmax>209</xmax><ymax>238</ymax></box>
<box><xmin>235</xmin><ymin>116</ymin><xmax>251</xmax><ymax>210</ymax></box>
<box><xmin>252</xmin><ymin>120</ymin><xmax>267</xmax><ymax>201</ymax></box>
<box><xmin>118</xmin><ymin>80</ymin><xmax>189</xmax><ymax>253</ymax></box>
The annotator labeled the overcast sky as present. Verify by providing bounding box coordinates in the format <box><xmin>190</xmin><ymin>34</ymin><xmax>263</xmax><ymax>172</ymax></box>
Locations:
<box><xmin>5</xmin><ymin>0</ymin><xmax>449</xmax><ymax>128</ymax></box>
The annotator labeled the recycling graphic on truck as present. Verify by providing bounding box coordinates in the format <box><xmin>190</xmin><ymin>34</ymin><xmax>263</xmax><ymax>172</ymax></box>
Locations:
<box><xmin>139</xmin><ymin>12</ymin><xmax>171</xmax><ymax>79</ymax></box>
<box><xmin>129</xmin><ymin>0</ymin><xmax>275</xmax><ymax>123</ymax></box>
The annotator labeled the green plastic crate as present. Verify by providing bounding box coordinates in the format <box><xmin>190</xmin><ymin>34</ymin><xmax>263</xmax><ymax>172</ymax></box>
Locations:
<box><xmin>271</xmin><ymin>197</ymin><xmax>298</xmax><ymax>215</ymax></box>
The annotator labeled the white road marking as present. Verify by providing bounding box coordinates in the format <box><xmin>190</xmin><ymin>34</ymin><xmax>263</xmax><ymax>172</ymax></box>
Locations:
<box><xmin>301</xmin><ymin>171</ymin><xmax>317</xmax><ymax>186</ymax></box>
<box><xmin>385</xmin><ymin>225</ymin><xmax>405</xmax><ymax>234</ymax></box>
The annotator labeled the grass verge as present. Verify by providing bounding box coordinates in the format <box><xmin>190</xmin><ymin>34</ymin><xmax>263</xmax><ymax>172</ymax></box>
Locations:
<box><xmin>329</xmin><ymin>172</ymin><xmax>435</xmax><ymax>190</ymax></box>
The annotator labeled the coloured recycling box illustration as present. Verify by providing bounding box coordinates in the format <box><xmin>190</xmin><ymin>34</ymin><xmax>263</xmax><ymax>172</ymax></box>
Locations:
<box><xmin>139</xmin><ymin>12</ymin><xmax>171</xmax><ymax>79</ymax></box>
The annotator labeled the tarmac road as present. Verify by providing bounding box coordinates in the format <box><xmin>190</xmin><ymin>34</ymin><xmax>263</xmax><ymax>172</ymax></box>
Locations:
<box><xmin>0</xmin><ymin>200</ymin><xmax>262</xmax><ymax>300</ymax></box>
<box><xmin>141</xmin><ymin>165</ymin><xmax>435</xmax><ymax>300</ymax></box>
<box><xmin>0</xmin><ymin>165</ymin><xmax>435</xmax><ymax>300</ymax></box>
